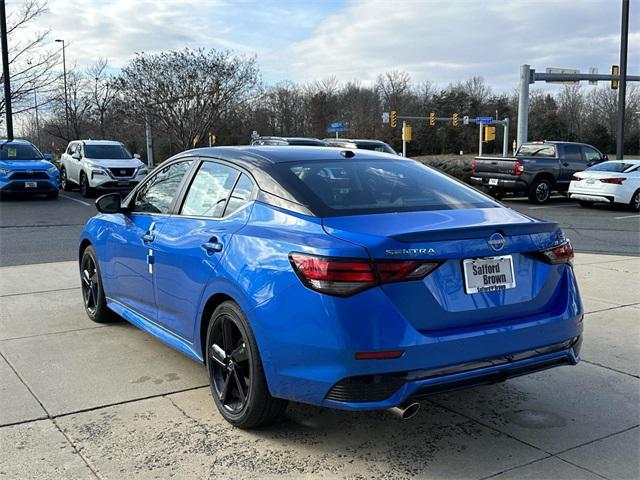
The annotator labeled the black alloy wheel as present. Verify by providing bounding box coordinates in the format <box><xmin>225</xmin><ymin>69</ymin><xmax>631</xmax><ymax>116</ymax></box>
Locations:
<box><xmin>206</xmin><ymin>301</ymin><xmax>287</xmax><ymax>428</ymax></box>
<box><xmin>80</xmin><ymin>247</ymin><xmax>114</xmax><ymax>323</ymax></box>
<box><xmin>528</xmin><ymin>178</ymin><xmax>552</xmax><ymax>204</ymax></box>
<box><xmin>208</xmin><ymin>313</ymin><xmax>252</xmax><ymax>415</ymax></box>
<box><xmin>631</xmin><ymin>190</ymin><xmax>640</xmax><ymax>212</ymax></box>
<box><xmin>80</xmin><ymin>173</ymin><xmax>92</xmax><ymax>198</ymax></box>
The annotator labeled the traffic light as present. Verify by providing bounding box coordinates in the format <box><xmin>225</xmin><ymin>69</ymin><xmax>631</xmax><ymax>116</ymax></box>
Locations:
<box><xmin>484</xmin><ymin>126</ymin><xmax>496</xmax><ymax>142</ymax></box>
<box><xmin>390</xmin><ymin>111</ymin><xmax>397</xmax><ymax>128</ymax></box>
<box><xmin>611</xmin><ymin>65</ymin><xmax>620</xmax><ymax>90</ymax></box>
<box><xmin>429</xmin><ymin>112</ymin><xmax>436</xmax><ymax>126</ymax></box>
<box><xmin>452</xmin><ymin>113</ymin><xmax>459</xmax><ymax>127</ymax></box>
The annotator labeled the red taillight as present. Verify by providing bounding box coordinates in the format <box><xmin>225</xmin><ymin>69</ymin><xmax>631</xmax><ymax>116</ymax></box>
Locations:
<box><xmin>471</xmin><ymin>158</ymin><xmax>477</xmax><ymax>174</ymax></box>
<box><xmin>537</xmin><ymin>239</ymin><xmax>574</xmax><ymax>265</ymax></box>
<box><xmin>289</xmin><ymin>253</ymin><xmax>442</xmax><ymax>296</ymax></box>
<box><xmin>599</xmin><ymin>177</ymin><xmax>625</xmax><ymax>185</ymax></box>
<box><xmin>571</xmin><ymin>175</ymin><xmax>581</xmax><ymax>181</ymax></box>
<box><xmin>514</xmin><ymin>160</ymin><xmax>524</xmax><ymax>176</ymax></box>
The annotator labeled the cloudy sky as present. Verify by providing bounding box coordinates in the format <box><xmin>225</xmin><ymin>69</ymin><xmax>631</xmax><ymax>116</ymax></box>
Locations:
<box><xmin>17</xmin><ymin>0</ymin><xmax>640</xmax><ymax>91</ymax></box>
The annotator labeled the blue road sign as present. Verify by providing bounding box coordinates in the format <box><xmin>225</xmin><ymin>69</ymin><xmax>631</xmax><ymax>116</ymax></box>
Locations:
<box><xmin>476</xmin><ymin>117</ymin><xmax>493</xmax><ymax>124</ymax></box>
<box><xmin>327</xmin><ymin>121</ymin><xmax>347</xmax><ymax>133</ymax></box>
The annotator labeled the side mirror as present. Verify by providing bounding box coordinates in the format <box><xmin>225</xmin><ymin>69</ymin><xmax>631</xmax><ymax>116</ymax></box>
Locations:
<box><xmin>133</xmin><ymin>153</ymin><xmax>141</xmax><ymax>159</ymax></box>
<box><xmin>72</xmin><ymin>152</ymin><xmax>81</xmax><ymax>160</ymax></box>
<box><xmin>43</xmin><ymin>153</ymin><xmax>53</xmax><ymax>161</ymax></box>
<box><xmin>602</xmin><ymin>154</ymin><xmax>608</xmax><ymax>161</ymax></box>
<box><xmin>96</xmin><ymin>193</ymin><xmax>123</xmax><ymax>214</ymax></box>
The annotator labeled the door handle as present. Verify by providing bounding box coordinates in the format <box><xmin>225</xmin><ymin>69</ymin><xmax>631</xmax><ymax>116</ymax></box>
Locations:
<box><xmin>202</xmin><ymin>237</ymin><xmax>223</xmax><ymax>255</ymax></box>
<box><xmin>562</xmin><ymin>162</ymin><xmax>569</xmax><ymax>167</ymax></box>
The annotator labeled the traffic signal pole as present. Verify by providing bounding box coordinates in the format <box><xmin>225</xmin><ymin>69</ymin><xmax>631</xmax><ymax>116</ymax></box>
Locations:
<box><xmin>1</xmin><ymin>0</ymin><xmax>14</xmax><ymax>140</ymax></box>
<box><xmin>616</xmin><ymin>0</ymin><xmax>629</xmax><ymax>159</ymax></box>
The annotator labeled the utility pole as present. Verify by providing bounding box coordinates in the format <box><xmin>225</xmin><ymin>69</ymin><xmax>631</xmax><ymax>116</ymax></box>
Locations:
<box><xmin>516</xmin><ymin>64</ymin><xmax>530</xmax><ymax>149</ymax></box>
<box><xmin>616</xmin><ymin>0</ymin><xmax>629</xmax><ymax>159</ymax></box>
<box><xmin>402</xmin><ymin>120</ymin><xmax>407</xmax><ymax>157</ymax></box>
<box><xmin>1</xmin><ymin>0</ymin><xmax>14</xmax><ymax>140</ymax></box>
<box><xmin>145</xmin><ymin>113</ymin><xmax>154</xmax><ymax>168</ymax></box>
<box><xmin>55</xmin><ymin>39</ymin><xmax>70</xmax><ymax>140</ymax></box>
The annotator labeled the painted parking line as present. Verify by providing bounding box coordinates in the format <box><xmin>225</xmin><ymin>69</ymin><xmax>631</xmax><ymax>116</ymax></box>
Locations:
<box><xmin>60</xmin><ymin>194</ymin><xmax>92</xmax><ymax>207</ymax></box>
<box><xmin>528</xmin><ymin>204</ymin><xmax>577</xmax><ymax>210</ymax></box>
<box><xmin>614</xmin><ymin>214</ymin><xmax>640</xmax><ymax>220</ymax></box>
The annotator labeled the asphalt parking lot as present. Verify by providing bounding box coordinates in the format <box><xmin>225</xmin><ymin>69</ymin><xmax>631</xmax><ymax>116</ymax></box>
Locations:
<box><xmin>0</xmin><ymin>190</ymin><xmax>639</xmax><ymax>479</ymax></box>
<box><xmin>1</xmin><ymin>191</ymin><xmax>638</xmax><ymax>267</ymax></box>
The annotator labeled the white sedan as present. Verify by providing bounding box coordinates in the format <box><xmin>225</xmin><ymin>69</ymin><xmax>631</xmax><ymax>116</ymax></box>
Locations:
<box><xmin>569</xmin><ymin>160</ymin><xmax>640</xmax><ymax>212</ymax></box>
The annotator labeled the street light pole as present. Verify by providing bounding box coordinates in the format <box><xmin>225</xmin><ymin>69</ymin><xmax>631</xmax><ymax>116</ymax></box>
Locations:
<box><xmin>616</xmin><ymin>0</ymin><xmax>629</xmax><ymax>160</ymax></box>
<box><xmin>55</xmin><ymin>39</ymin><xmax>70</xmax><ymax>140</ymax></box>
<box><xmin>1</xmin><ymin>0</ymin><xmax>14</xmax><ymax>140</ymax></box>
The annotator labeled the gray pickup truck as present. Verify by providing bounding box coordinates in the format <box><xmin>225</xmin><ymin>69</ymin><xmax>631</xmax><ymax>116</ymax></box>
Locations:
<box><xmin>469</xmin><ymin>141</ymin><xmax>607</xmax><ymax>204</ymax></box>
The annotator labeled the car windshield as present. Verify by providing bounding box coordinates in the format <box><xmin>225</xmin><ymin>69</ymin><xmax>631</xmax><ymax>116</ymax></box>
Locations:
<box><xmin>516</xmin><ymin>144</ymin><xmax>556</xmax><ymax>157</ymax></box>
<box><xmin>354</xmin><ymin>142</ymin><xmax>396</xmax><ymax>154</ymax></box>
<box><xmin>0</xmin><ymin>143</ymin><xmax>43</xmax><ymax>160</ymax></box>
<box><xmin>586</xmin><ymin>161</ymin><xmax>638</xmax><ymax>173</ymax></box>
<box><xmin>276</xmin><ymin>158</ymin><xmax>498</xmax><ymax>216</ymax></box>
<box><xmin>84</xmin><ymin>144</ymin><xmax>132</xmax><ymax>159</ymax></box>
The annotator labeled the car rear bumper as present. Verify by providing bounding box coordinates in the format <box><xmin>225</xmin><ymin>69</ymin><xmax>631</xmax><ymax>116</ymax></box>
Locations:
<box><xmin>469</xmin><ymin>175</ymin><xmax>528</xmax><ymax>192</ymax></box>
<box><xmin>253</xmin><ymin>265</ymin><xmax>584</xmax><ymax>410</ymax></box>
<box><xmin>569</xmin><ymin>186</ymin><xmax>629</xmax><ymax>204</ymax></box>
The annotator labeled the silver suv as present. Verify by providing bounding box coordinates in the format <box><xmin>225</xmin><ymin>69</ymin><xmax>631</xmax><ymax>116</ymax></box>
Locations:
<box><xmin>60</xmin><ymin>140</ymin><xmax>148</xmax><ymax>197</ymax></box>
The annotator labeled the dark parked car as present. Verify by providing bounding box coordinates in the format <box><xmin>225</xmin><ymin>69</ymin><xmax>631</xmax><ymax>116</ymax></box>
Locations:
<box><xmin>250</xmin><ymin>136</ymin><xmax>327</xmax><ymax>147</ymax></box>
<box><xmin>469</xmin><ymin>141</ymin><xmax>607</xmax><ymax>203</ymax></box>
<box><xmin>323</xmin><ymin>138</ymin><xmax>397</xmax><ymax>154</ymax></box>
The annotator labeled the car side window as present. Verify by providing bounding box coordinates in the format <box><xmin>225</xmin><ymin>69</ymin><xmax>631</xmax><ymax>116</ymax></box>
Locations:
<box><xmin>564</xmin><ymin>145</ymin><xmax>582</xmax><ymax>162</ymax></box>
<box><xmin>582</xmin><ymin>146</ymin><xmax>601</xmax><ymax>163</ymax></box>
<box><xmin>134</xmin><ymin>160</ymin><xmax>192</xmax><ymax>214</ymax></box>
<box><xmin>224</xmin><ymin>173</ymin><xmax>255</xmax><ymax>216</ymax></box>
<box><xmin>181</xmin><ymin>162</ymin><xmax>240</xmax><ymax>218</ymax></box>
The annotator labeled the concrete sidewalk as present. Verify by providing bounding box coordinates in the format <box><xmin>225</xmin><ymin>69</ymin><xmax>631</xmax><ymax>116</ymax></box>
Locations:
<box><xmin>1</xmin><ymin>254</ymin><xmax>638</xmax><ymax>479</ymax></box>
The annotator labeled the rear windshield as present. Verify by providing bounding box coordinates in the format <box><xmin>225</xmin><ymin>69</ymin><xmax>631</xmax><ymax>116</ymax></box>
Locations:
<box><xmin>0</xmin><ymin>143</ymin><xmax>43</xmax><ymax>160</ymax></box>
<box><xmin>516</xmin><ymin>144</ymin><xmax>556</xmax><ymax>157</ymax></box>
<box><xmin>274</xmin><ymin>159</ymin><xmax>498</xmax><ymax>216</ymax></box>
<box><xmin>84</xmin><ymin>144</ymin><xmax>132</xmax><ymax>159</ymax></box>
<box><xmin>587</xmin><ymin>161</ymin><xmax>638</xmax><ymax>173</ymax></box>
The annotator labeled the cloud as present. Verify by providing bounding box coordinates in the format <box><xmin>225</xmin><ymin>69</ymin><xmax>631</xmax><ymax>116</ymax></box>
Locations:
<box><xmin>12</xmin><ymin>0</ymin><xmax>640</xmax><ymax>92</ymax></box>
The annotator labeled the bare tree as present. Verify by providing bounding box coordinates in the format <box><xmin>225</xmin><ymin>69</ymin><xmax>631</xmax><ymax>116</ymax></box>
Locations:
<box><xmin>0</xmin><ymin>0</ymin><xmax>60</xmax><ymax>120</ymax></box>
<box><xmin>86</xmin><ymin>58</ymin><xmax>117</xmax><ymax>138</ymax></box>
<box><xmin>119</xmin><ymin>48</ymin><xmax>261</xmax><ymax>150</ymax></box>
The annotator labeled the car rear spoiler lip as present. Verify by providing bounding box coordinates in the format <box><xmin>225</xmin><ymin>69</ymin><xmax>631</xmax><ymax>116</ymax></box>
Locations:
<box><xmin>390</xmin><ymin>221</ymin><xmax>560</xmax><ymax>243</ymax></box>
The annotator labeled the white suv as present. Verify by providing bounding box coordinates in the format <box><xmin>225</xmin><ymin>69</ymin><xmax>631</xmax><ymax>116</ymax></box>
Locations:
<box><xmin>60</xmin><ymin>140</ymin><xmax>148</xmax><ymax>197</ymax></box>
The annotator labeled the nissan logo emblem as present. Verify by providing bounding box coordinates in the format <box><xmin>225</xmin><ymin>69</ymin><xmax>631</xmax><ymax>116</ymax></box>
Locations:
<box><xmin>120</xmin><ymin>169</ymin><xmax>127</xmax><ymax>175</ymax></box>
<box><xmin>488</xmin><ymin>232</ymin><xmax>506</xmax><ymax>252</ymax></box>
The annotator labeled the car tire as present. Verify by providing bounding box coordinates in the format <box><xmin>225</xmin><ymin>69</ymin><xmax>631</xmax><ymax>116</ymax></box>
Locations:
<box><xmin>528</xmin><ymin>178</ymin><xmax>553</xmax><ymax>204</ymax></box>
<box><xmin>630</xmin><ymin>189</ymin><xmax>640</xmax><ymax>212</ymax></box>
<box><xmin>206</xmin><ymin>301</ymin><xmax>287</xmax><ymax>429</ymax></box>
<box><xmin>79</xmin><ymin>172</ymin><xmax>93</xmax><ymax>198</ymax></box>
<box><xmin>579</xmin><ymin>200</ymin><xmax>594</xmax><ymax>208</ymax></box>
<box><xmin>80</xmin><ymin>246</ymin><xmax>116</xmax><ymax>323</ymax></box>
<box><xmin>60</xmin><ymin>167</ymin><xmax>72</xmax><ymax>191</ymax></box>
<box><xmin>46</xmin><ymin>191</ymin><xmax>59</xmax><ymax>200</ymax></box>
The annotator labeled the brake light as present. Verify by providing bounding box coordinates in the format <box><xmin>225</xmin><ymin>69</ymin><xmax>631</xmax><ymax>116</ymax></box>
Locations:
<box><xmin>514</xmin><ymin>160</ymin><xmax>524</xmax><ymax>176</ymax></box>
<box><xmin>599</xmin><ymin>177</ymin><xmax>625</xmax><ymax>185</ymax></box>
<box><xmin>289</xmin><ymin>253</ymin><xmax>442</xmax><ymax>296</ymax></box>
<box><xmin>471</xmin><ymin>158</ymin><xmax>477</xmax><ymax>174</ymax></box>
<box><xmin>537</xmin><ymin>240</ymin><xmax>574</xmax><ymax>265</ymax></box>
<box><xmin>571</xmin><ymin>175</ymin><xmax>581</xmax><ymax>181</ymax></box>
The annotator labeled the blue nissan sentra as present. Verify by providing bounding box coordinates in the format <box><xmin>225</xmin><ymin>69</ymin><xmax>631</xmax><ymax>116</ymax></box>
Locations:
<box><xmin>0</xmin><ymin>139</ymin><xmax>59</xmax><ymax>199</ymax></box>
<box><xmin>79</xmin><ymin>146</ymin><xmax>583</xmax><ymax>428</ymax></box>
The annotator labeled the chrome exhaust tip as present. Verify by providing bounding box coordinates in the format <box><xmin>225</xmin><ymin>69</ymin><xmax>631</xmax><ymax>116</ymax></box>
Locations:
<box><xmin>388</xmin><ymin>401</ymin><xmax>421</xmax><ymax>420</ymax></box>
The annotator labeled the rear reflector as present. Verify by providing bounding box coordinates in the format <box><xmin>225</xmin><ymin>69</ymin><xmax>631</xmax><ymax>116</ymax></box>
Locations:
<box><xmin>537</xmin><ymin>239</ymin><xmax>574</xmax><ymax>265</ymax></box>
<box><xmin>599</xmin><ymin>177</ymin><xmax>625</xmax><ymax>185</ymax></box>
<box><xmin>471</xmin><ymin>158</ymin><xmax>477</xmax><ymax>173</ymax></box>
<box><xmin>355</xmin><ymin>350</ymin><xmax>404</xmax><ymax>360</ymax></box>
<box><xmin>289</xmin><ymin>253</ymin><xmax>442</xmax><ymax>297</ymax></box>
